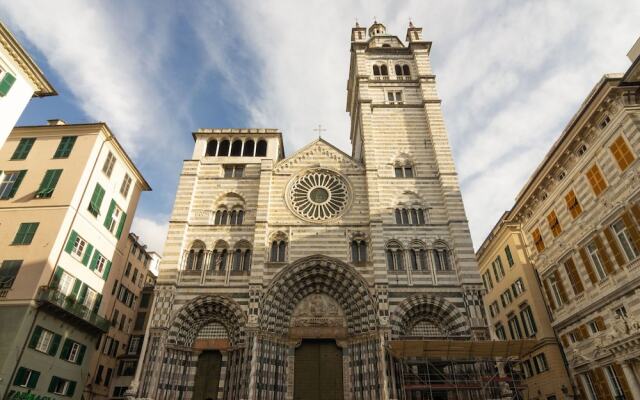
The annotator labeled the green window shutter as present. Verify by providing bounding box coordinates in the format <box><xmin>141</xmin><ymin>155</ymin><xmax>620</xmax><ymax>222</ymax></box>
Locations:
<box><xmin>51</xmin><ymin>267</ymin><xmax>64</xmax><ymax>289</ymax></box>
<box><xmin>11</xmin><ymin>138</ymin><xmax>36</xmax><ymax>160</ymax></box>
<box><xmin>13</xmin><ymin>367</ymin><xmax>26</xmax><ymax>386</ymax></box>
<box><xmin>64</xmin><ymin>231</ymin><xmax>78</xmax><ymax>254</ymax></box>
<box><xmin>116</xmin><ymin>211</ymin><xmax>127</xmax><ymax>239</ymax></box>
<box><xmin>76</xmin><ymin>344</ymin><xmax>86</xmax><ymax>365</ymax></box>
<box><xmin>12</xmin><ymin>222</ymin><xmax>39</xmax><ymax>245</ymax></box>
<box><xmin>82</xmin><ymin>243</ymin><xmax>94</xmax><ymax>266</ymax></box>
<box><xmin>0</xmin><ymin>72</ymin><xmax>16</xmax><ymax>96</ymax></box>
<box><xmin>92</xmin><ymin>294</ymin><xmax>102</xmax><ymax>313</ymax></box>
<box><xmin>67</xmin><ymin>380</ymin><xmax>76</xmax><ymax>396</ymax></box>
<box><xmin>60</xmin><ymin>339</ymin><xmax>72</xmax><ymax>360</ymax></box>
<box><xmin>35</xmin><ymin>169</ymin><xmax>62</xmax><ymax>198</ymax></box>
<box><xmin>104</xmin><ymin>200</ymin><xmax>116</xmax><ymax>229</ymax></box>
<box><xmin>27</xmin><ymin>370</ymin><xmax>40</xmax><ymax>389</ymax></box>
<box><xmin>88</xmin><ymin>184</ymin><xmax>105</xmax><ymax>216</ymax></box>
<box><xmin>7</xmin><ymin>170</ymin><xmax>26</xmax><ymax>199</ymax></box>
<box><xmin>48</xmin><ymin>333</ymin><xmax>61</xmax><ymax>356</ymax></box>
<box><xmin>48</xmin><ymin>376</ymin><xmax>58</xmax><ymax>393</ymax></box>
<box><xmin>28</xmin><ymin>326</ymin><xmax>43</xmax><ymax>349</ymax></box>
<box><xmin>78</xmin><ymin>284</ymin><xmax>88</xmax><ymax>305</ymax></box>
<box><xmin>102</xmin><ymin>260</ymin><xmax>112</xmax><ymax>280</ymax></box>
<box><xmin>53</xmin><ymin>137</ymin><xmax>77</xmax><ymax>159</ymax></box>
<box><xmin>70</xmin><ymin>279</ymin><xmax>81</xmax><ymax>298</ymax></box>
<box><xmin>89</xmin><ymin>250</ymin><xmax>100</xmax><ymax>271</ymax></box>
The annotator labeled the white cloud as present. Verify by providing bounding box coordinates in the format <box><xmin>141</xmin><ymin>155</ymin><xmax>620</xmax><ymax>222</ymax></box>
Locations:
<box><xmin>131</xmin><ymin>214</ymin><xmax>169</xmax><ymax>257</ymax></box>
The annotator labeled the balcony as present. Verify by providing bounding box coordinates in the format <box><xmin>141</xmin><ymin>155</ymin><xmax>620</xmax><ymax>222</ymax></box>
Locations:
<box><xmin>35</xmin><ymin>286</ymin><xmax>110</xmax><ymax>334</ymax></box>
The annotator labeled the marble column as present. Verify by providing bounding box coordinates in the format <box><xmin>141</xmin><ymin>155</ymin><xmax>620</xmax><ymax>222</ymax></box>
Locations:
<box><xmin>621</xmin><ymin>360</ymin><xmax>640</xmax><ymax>400</ymax></box>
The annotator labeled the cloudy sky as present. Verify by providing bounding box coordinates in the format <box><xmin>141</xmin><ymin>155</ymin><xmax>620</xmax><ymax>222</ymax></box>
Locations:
<box><xmin>2</xmin><ymin>1</ymin><xmax>639</xmax><ymax>254</ymax></box>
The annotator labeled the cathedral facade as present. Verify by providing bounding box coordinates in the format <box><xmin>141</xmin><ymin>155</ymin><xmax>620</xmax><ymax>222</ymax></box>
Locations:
<box><xmin>133</xmin><ymin>21</ymin><xmax>487</xmax><ymax>400</ymax></box>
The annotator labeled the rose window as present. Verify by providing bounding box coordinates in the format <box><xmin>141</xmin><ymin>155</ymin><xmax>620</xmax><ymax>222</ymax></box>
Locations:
<box><xmin>287</xmin><ymin>169</ymin><xmax>350</xmax><ymax>222</ymax></box>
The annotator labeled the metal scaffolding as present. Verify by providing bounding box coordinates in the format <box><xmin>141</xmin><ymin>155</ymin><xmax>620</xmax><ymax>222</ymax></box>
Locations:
<box><xmin>388</xmin><ymin>339</ymin><xmax>536</xmax><ymax>400</ymax></box>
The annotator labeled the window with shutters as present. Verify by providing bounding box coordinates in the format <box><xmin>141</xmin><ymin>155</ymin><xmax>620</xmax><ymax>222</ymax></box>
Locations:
<box><xmin>66</xmin><ymin>342</ymin><xmax>82</xmax><ymax>363</ymax></box>
<box><xmin>94</xmin><ymin>254</ymin><xmax>107</xmax><ymax>274</ymax></box>
<box><xmin>501</xmin><ymin>290</ymin><xmax>513</xmax><ymax>307</ymax></box>
<box><xmin>482</xmin><ymin>271</ymin><xmax>493</xmax><ymax>290</ymax></box>
<box><xmin>587</xmin><ymin>318</ymin><xmax>605</xmax><ymax>335</ymax></box>
<box><xmin>614</xmin><ymin>305</ymin><xmax>627</xmax><ymax>318</ymax></box>
<box><xmin>83</xmin><ymin>287</ymin><xmax>98</xmax><ymax>310</ymax></box>
<box><xmin>71</xmin><ymin>235</ymin><xmax>87</xmax><ymax>259</ymax></box>
<box><xmin>12</xmin><ymin>222</ymin><xmax>39</xmax><ymax>245</ymax></box>
<box><xmin>11</xmin><ymin>138</ymin><xmax>36</xmax><ymax>160</ymax></box>
<box><xmin>489</xmin><ymin>301</ymin><xmax>499</xmax><ymax>318</ymax></box>
<box><xmin>522</xmin><ymin>360</ymin><xmax>534</xmax><ymax>378</ymax></box>
<box><xmin>35</xmin><ymin>169</ymin><xmax>62</xmax><ymax>198</ymax></box>
<box><xmin>512</xmin><ymin>278</ymin><xmax>525</xmax><ymax>297</ymax></box>
<box><xmin>495</xmin><ymin>323</ymin><xmax>506</xmax><ymax>340</ymax></box>
<box><xmin>128</xmin><ymin>336</ymin><xmax>142</xmax><ymax>354</ymax></box>
<box><xmin>547</xmin><ymin>274</ymin><xmax>564</xmax><ymax>308</ymax></box>
<box><xmin>13</xmin><ymin>367</ymin><xmax>40</xmax><ymax>389</ymax></box>
<box><xmin>49</xmin><ymin>376</ymin><xmax>75</xmax><ymax>396</ymax></box>
<box><xmin>586</xmin><ymin>164</ymin><xmax>607</xmax><ymax>196</ymax></box>
<box><xmin>88</xmin><ymin>184</ymin><xmax>105</xmax><ymax>216</ymax></box>
<box><xmin>580</xmin><ymin>373</ymin><xmax>598</xmax><ymax>400</ymax></box>
<box><xmin>520</xmin><ymin>305</ymin><xmax>537</xmax><ymax>337</ymax></box>
<box><xmin>604</xmin><ymin>365</ymin><xmax>625</xmax><ymax>399</ymax></box>
<box><xmin>35</xmin><ymin>329</ymin><xmax>55</xmax><ymax>353</ymax></box>
<box><xmin>0</xmin><ymin>69</ymin><xmax>16</xmax><ymax>96</ymax></box>
<box><xmin>107</xmin><ymin>204</ymin><xmax>123</xmax><ymax>234</ymax></box>
<box><xmin>120</xmin><ymin>174</ymin><xmax>132</xmax><ymax>198</ymax></box>
<box><xmin>0</xmin><ymin>170</ymin><xmax>25</xmax><ymax>199</ymax></box>
<box><xmin>505</xmin><ymin>245</ymin><xmax>515</xmax><ymax>267</ymax></box>
<box><xmin>103</xmin><ymin>152</ymin><xmax>116</xmax><ymax>177</ymax></box>
<box><xmin>533</xmin><ymin>353</ymin><xmax>549</xmax><ymax>373</ymax></box>
<box><xmin>547</xmin><ymin>211</ymin><xmax>562</xmax><ymax>237</ymax></box>
<box><xmin>0</xmin><ymin>260</ymin><xmax>22</xmax><ymax>289</ymax></box>
<box><xmin>508</xmin><ymin>315</ymin><xmax>523</xmax><ymax>339</ymax></box>
<box><xmin>565</xmin><ymin>190</ymin><xmax>583</xmax><ymax>218</ymax></box>
<box><xmin>563</xmin><ymin>257</ymin><xmax>584</xmax><ymax>295</ymax></box>
<box><xmin>609</xmin><ymin>135</ymin><xmax>636</xmax><ymax>171</ymax></box>
<box><xmin>492</xmin><ymin>256</ymin><xmax>505</xmax><ymax>281</ymax></box>
<box><xmin>587</xmin><ymin>242</ymin><xmax>607</xmax><ymax>280</ymax></box>
<box><xmin>53</xmin><ymin>136</ymin><xmax>77</xmax><ymax>159</ymax></box>
<box><xmin>57</xmin><ymin>270</ymin><xmax>75</xmax><ymax>296</ymax></box>
<box><xmin>532</xmin><ymin>229</ymin><xmax>545</xmax><ymax>252</ymax></box>
<box><xmin>612</xmin><ymin>219</ymin><xmax>639</xmax><ymax>261</ymax></box>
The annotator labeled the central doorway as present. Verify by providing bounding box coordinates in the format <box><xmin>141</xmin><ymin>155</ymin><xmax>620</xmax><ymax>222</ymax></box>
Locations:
<box><xmin>294</xmin><ymin>339</ymin><xmax>344</xmax><ymax>400</ymax></box>
<box><xmin>192</xmin><ymin>350</ymin><xmax>222</xmax><ymax>400</ymax></box>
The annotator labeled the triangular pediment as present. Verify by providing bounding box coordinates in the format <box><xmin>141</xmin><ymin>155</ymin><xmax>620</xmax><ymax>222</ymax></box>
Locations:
<box><xmin>274</xmin><ymin>139</ymin><xmax>364</xmax><ymax>174</ymax></box>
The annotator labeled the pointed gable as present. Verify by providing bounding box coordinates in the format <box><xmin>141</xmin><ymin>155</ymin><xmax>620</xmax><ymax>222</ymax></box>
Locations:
<box><xmin>274</xmin><ymin>139</ymin><xmax>364</xmax><ymax>174</ymax></box>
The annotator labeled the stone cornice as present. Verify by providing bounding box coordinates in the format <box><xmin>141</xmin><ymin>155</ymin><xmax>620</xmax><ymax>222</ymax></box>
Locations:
<box><xmin>0</xmin><ymin>23</ymin><xmax>56</xmax><ymax>96</ymax></box>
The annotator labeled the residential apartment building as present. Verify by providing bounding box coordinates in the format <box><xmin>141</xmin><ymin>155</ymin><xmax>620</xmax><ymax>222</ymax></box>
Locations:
<box><xmin>0</xmin><ymin>121</ymin><xmax>151</xmax><ymax>400</ymax></box>
<box><xmin>478</xmin><ymin>38</ymin><xmax>640</xmax><ymax>399</ymax></box>
<box><xmin>477</xmin><ymin>215</ymin><xmax>573</xmax><ymax>399</ymax></box>
<box><xmin>91</xmin><ymin>233</ymin><xmax>159</xmax><ymax>400</ymax></box>
<box><xmin>0</xmin><ymin>23</ymin><xmax>56</xmax><ymax>146</ymax></box>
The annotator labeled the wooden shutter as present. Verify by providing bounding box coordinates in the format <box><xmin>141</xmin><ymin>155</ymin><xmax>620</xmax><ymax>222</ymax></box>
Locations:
<box><xmin>60</xmin><ymin>339</ymin><xmax>72</xmax><ymax>360</ymax></box>
<box><xmin>579</xmin><ymin>325</ymin><xmax>590</xmax><ymax>339</ymax></box>
<box><xmin>622</xmin><ymin>212</ymin><xmax>640</xmax><ymax>254</ymax></box>
<box><xmin>0</xmin><ymin>72</ymin><xmax>16</xmax><ymax>96</ymax></box>
<box><xmin>82</xmin><ymin>243</ymin><xmax>94</xmax><ymax>266</ymax></box>
<box><xmin>631</xmin><ymin>204</ymin><xmax>640</xmax><ymax>223</ymax></box>
<box><xmin>64</xmin><ymin>231</ymin><xmax>78</xmax><ymax>254</ymax></box>
<box><xmin>48</xmin><ymin>376</ymin><xmax>59</xmax><ymax>393</ymax></box>
<box><xmin>51</xmin><ymin>267</ymin><xmax>64</xmax><ymax>289</ymax></box>
<box><xmin>604</xmin><ymin>227</ymin><xmax>625</xmax><ymax>267</ymax></box>
<box><xmin>27</xmin><ymin>370</ymin><xmax>40</xmax><ymax>389</ymax></box>
<box><xmin>93</xmin><ymin>294</ymin><xmax>102</xmax><ymax>313</ymax></box>
<box><xmin>543</xmin><ymin>279</ymin><xmax>556</xmax><ymax>310</ymax></box>
<box><xmin>103</xmin><ymin>261</ymin><xmax>112</xmax><ymax>280</ymax></box>
<box><xmin>67</xmin><ymin>380</ymin><xmax>76</xmax><ymax>396</ymax></box>
<box><xmin>104</xmin><ymin>200</ymin><xmax>116</xmax><ymax>229</ymax></box>
<box><xmin>116</xmin><ymin>211</ymin><xmax>127</xmax><ymax>239</ymax></box>
<box><xmin>564</xmin><ymin>258</ymin><xmax>584</xmax><ymax>294</ymax></box>
<box><xmin>553</xmin><ymin>270</ymin><xmax>569</xmax><ymax>303</ymax></box>
<box><xmin>561</xmin><ymin>335</ymin><xmax>569</xmax><ymax>347</ymax></box>
<box><xmin>77</xmin><ymin>284</ymin><xmax>88</xmax><ymax>305</ymax></box>
<box><xmin>28</xmin><ymin>326</ymin><xmax>43</xmax><ymax>348</ymax></box>
<box><xmin>7</xmin><ymin>170</ymin><xmax>26</xmax><ymax>198</ymax></box>
<box><xmin>580</xmin><ymin>248</ymin><xmax>598</xmax><ymax>284</ymax></box>
<box><xmin>612</xmin><ymin>364</ymin><xmax>633</xmax><ymax>400</ymax></box>
<box><xmin>595</xmin><ymin>316</ymin><xmax>606</xmax><ymax>331</ymax></box>
<box><xmin>13</xmin><ymin>367</ymin><xmax>26</xmax><ymax>386</ymax></box>
<box><xmin>594</xmin><ymin>235</ymin><xmax>615</xmax><ymax>274</ymax></box>
<box><xmin>77</xmin><ymin>344</ymin><xmax>86</xmax><ymax>364</ymax></box>
<box><xmin>593</xmin><ymin>368</ymin><xmax>614</xmax><ymax>400</ymax></box>
<box><xmin>70</xmin><ymin>279</ymin><xmax>81</xmax><ymax>298</ymax></box>
<box><xmin>48</xmin><ymin>333</ymin><xmax>61</xmax><ymax>356</ymax></box>
<box><xmin>89</xmin><ymin>250</ymin><xmax>100</xmax><ymax>271</ymax></box>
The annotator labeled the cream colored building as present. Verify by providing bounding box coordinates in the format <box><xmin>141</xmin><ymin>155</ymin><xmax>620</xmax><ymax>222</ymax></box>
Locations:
<box><xmin>0</xmin><ymin>121</ymin><xmax>150</xmax><ymax>400</ymax></box>
<box><xmin>129</xmin><ymin>21</ymin><xmax>510</xmax><ymax>400</ymax></box>
<box><xmin>478</xmin><ymin>38</ymin><xmax>640</xmax><ymax>399</ymax></box>
<box><xmin>477</xmin><ymin>214</ymin><xmax>573</xmax><ymax>399</ymax></box>
<box><xmin>0</xmin><ymin>23</ymin><xmax>56</xmax><ymax>147</ymax></box>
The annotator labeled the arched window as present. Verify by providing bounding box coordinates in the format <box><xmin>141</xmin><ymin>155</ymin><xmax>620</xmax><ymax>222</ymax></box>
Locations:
<box><xmin>221</xmin><ymin>210</ymin><xmax>228</xmax><ymax>225</ymax></box>
<box><xmin>394</xmin><ymin>160</ymin><xmax>414</xmax><ymax>178</ymax></box>
<box><xmin>395</xmin><ymin>64</ymin><xmax>402</xmax><ymax>76</ymax></box>
<box><xmin>230</xmin><ymin>140</ymin><xmax>242</xmax><ymax>156</ymax></box>
<box><xmin>418</xmin><ymin>208</ymin><xmax>426</xmax><ymax>225</ymax></box>
<box><xmin>236</xmin><ymin>210</ymin><xmax>244</xmax><ymax>225</ymax></box>
<box><xmin>395</xmin><ymin>209</ymin><xmax>402</xmax><ymax>224</ymax></box>
<box><xmin>242</xmin><ymin>250</ymin><xmax>252</xmax><ymax>271</ymax></box>
<box><xmin>380</xmin><ymin>64</ymin><xmax>388</xmax><ymax>76</ymax></box>
<box><xmin>206</xmin><ymin>140</ymin><xmax>218</xmax><ymax>156</ymax></box>
<box><xmin>230</xmin><ymin>210</ymin><xmax>238</xmax><ymax>225</ymax></box>
<box><xmin>401</xmin><ymin>209</ymin><xmax>409</xmax><ymax>225</ymax></box>
<box><xmin>255</xmin><ymin>140</ymin><xmax>267</xmax><ymax>157</ymax></box>
<box><xmin>409</xmin><ymin>242</ymin><xmax>429</xmax><ymax>271</ymax></box>
<box><xmin>209</xmin><ymin>249</ymin><xmax>218</xmax><ymax>270</ymax></box>
<box><xmin>386</xmin><ymin>242</ymin><xmax>404</xmax><ymax>271</ymax></box>
<box><xmin>232</xmin><ymin>249</ymin><xmax>242</xmax><ymax>271</ymax></box>
<box><xmin>373</xmin><ymin>65</ymin><xmax>380</xmax><ymax>76</ymax></box>
<box><xmin>218</xmin><ymin>140</ymin><xmax>230</xmax><ymax>156</ymax></box>
<box><xmin>270</xmin><ymin>240</ymin><xmax>287</xmax><ymax>262</ymax></box>
<box><xmin>402</xmin><ymin>65</ymin><xmax>410</xmax><ymax>76</ymax></box>
<box><xmin>210</xmin><ymin>241</ymin><xmax>228</xmax><ymax>271</ymax></box>
<box><xmin>433</xmin><ymin>242</ymin><xmax>453</xmax><ymax>271</ymax></box>
<box><xmin>185</xmin><ymin>241</ymin><xmax>206</xmax><ymax>270</ymax></box>
<box><xmin>351</xmin><ymin>239</ymin><xmax>368</xmax><ymax>263</ymax></box>
<box><xmin>243</xmin><ymin>140</ymin><xmax>255</xmax><ymax>156</ymax></box>
<box><xmin>219</xmin><ymin>249</ymin><xmax>228</xmax><ymax>271</ymax></box>
<box><xmin>214</xmin><ymin>210</ymin><xmax>222</xmax><ymax>225</ymax></box>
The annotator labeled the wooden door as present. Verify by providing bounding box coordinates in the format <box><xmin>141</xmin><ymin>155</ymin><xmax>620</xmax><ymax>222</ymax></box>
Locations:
<box><xmin>294</xmin><ymin>339</ymin><xmax>344</xmax><ymax>400</ymax></box>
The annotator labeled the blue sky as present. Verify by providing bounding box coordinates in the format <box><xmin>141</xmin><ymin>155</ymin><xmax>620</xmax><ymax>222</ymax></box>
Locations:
<box><xmin>2</xmin><ymin>1</ymin><xmax>639</xmax><ymax>254</ymax></box>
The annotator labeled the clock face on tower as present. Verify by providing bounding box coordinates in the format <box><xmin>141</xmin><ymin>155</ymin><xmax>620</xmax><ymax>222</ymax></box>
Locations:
<box><xmin>286</xmin><ymin>168</ymin><xmax>352</xmax><ymax>222</ymax></box>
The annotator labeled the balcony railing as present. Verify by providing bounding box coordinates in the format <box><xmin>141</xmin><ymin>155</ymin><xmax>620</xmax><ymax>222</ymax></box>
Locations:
<box><xmin>36</xmin><ymin>286</ymin><xmax>110</xmax><ymax>333</ymax></box>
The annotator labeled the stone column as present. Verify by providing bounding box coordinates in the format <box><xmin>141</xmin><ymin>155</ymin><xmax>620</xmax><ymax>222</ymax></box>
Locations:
<box><xmin>621</xmin><ymin>360</ymin><xmax>640</xmax><ymax>399</ymax></box>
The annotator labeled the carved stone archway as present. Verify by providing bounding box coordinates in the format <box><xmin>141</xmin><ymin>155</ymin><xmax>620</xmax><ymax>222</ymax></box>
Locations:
<box><xmin>390</xmin><ymin>294</ymin><xmax>471</xmax><ymax>338</ymax></box>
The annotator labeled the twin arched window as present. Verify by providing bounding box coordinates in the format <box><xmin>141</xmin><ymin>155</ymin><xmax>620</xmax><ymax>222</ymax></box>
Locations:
<box><xmin>185</xmin><ymin>241</ymin><xmax>251</xmax><ymax>272</ymax></box>
<box><xmin>386</xmin><ymin>242</ymin><xmax>405</xmax><ymax>271</ymax></box>
<box><xmin>373</xmin><ymin>64</ymin><xmax>389</xmax><ymax>76</ymax></box>
<box><xmin>394</xmin><ymin>208</ymin><xmax>427</xmax><ymax>225</ymax></box>
<box><xmin>394</xmin><ymin>164</ymin><xmax>414</xmax><ymax>178</ymax></box>
<box><xmin>351</xmin><ymin>239</ymin><xmax>368</xmax><ymax>263</ymax></box>
<box><xmin>206</xmin><ymin>139</ymin><xmax>267</xmax><ymax>157</ymax></box>
<box><xmin>395</xmin><ymin>64</ymin><xmax>411</xmax><ymax>77</ymax></box>
<box><xmin>433</xmin><ymin>244</ymin><xmax>453</xmax><ymax>271</ymax></box>
<box><xmin>270</xmin><ymin>240</ymin><xmax>287</xmax><ymax>262</ymax></box>
<box><xmin>214</xmin><ymin>209</ymin><xmax>244</xmax><ymax>225</ymax></box>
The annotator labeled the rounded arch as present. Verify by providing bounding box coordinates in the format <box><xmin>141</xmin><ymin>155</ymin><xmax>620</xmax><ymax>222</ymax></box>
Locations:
<box><xmin>259</xmin><ymin>255</ymin><xmax>378</xmax><ymax>335</ymax></box>
<box><xmin>167</xmin><ymin>295</ymin><xmax>247</xmax><ymax>347</ymax></box>
<box><xmin>189</xmin><ymin>239</ymin><xmax>207</xmax><ymax>250</ymax></box>
<box><xmin>243</xmin><ymin>139</ymin><xmax>255</xmax><ymax>156</ymax></box>
<box><xmin>218</xmin><ymin>139</ymin><xmax>230</xmax><ymax>156</ymax></box>
<box><xmin>390</xmin><ymin>294</ymin><xmax>471</xmax><ymax>338</ymax></box>
<box><xmin>255</xmin><ymin>140</ymin><xmax>268</xmax><ymax>157</ymax></box>
<box><xmin>206</xmin><ymin>140</ymin><xmax>218</xmax><ymax>156</ymax></box>
<box><xmin>215</xmin><ymin>192</ymin><xmax>246</xmax><ymax>208</ymax></box>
